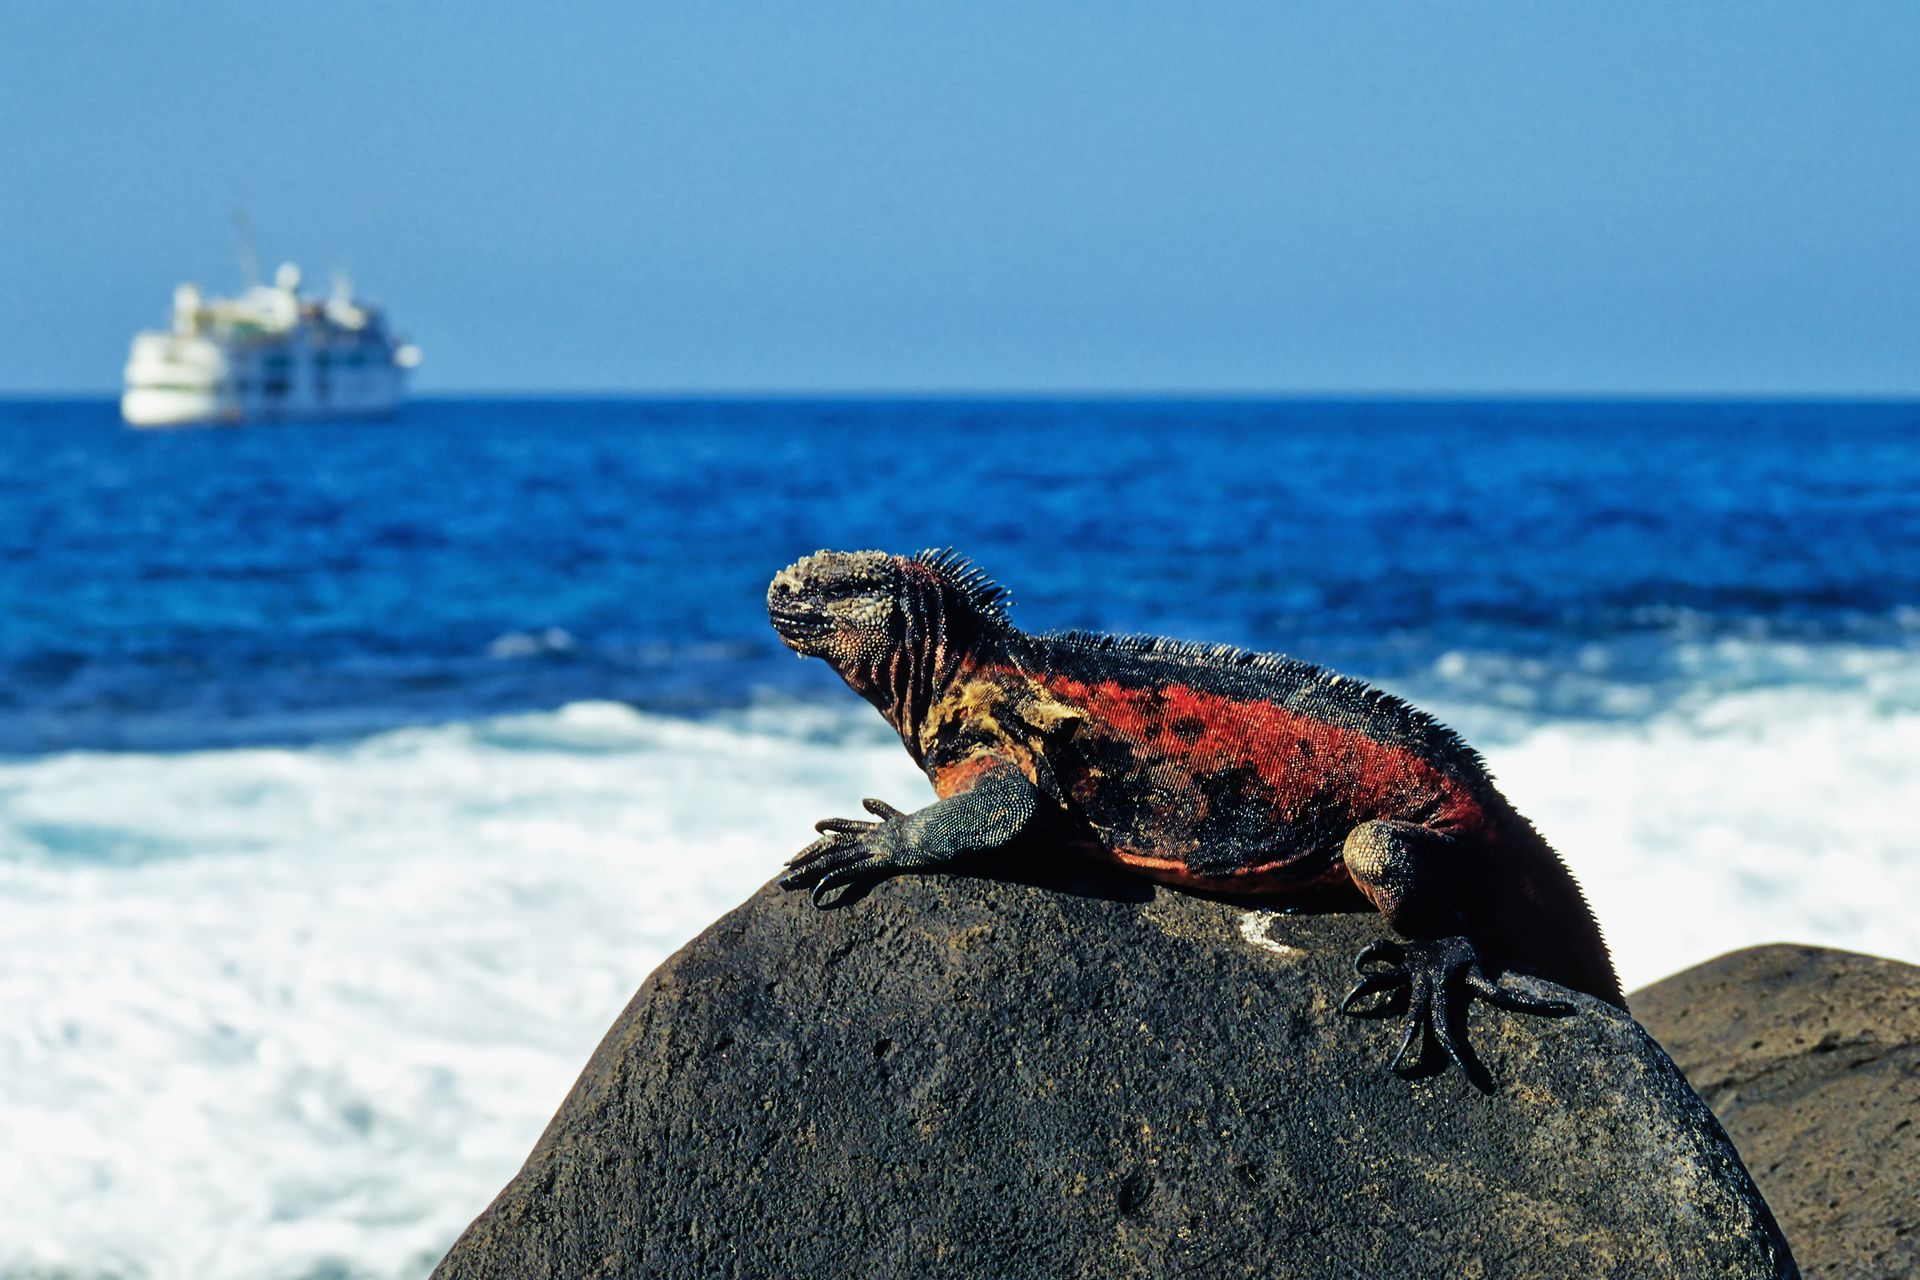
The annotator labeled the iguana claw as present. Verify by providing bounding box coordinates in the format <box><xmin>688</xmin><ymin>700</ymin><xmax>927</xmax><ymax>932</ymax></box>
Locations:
<box><xmin>783</xmin><ymin>799</ymin><xmax>902</xmax><ymax>868</ymax></box>
<box><xmin>781</xmin><ymin>798</ymin><xmax>911</xmax><ymax>907</ymax></box>
<box><xmin>1338</xmin><ymin>935</ymin><xmax>1574</xmax><ymax>1091</ymax></box>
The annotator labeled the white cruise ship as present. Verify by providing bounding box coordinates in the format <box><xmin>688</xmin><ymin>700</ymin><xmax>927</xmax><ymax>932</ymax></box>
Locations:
<box><xmin>122</xmin><ymin>262</ymin><xmax>421</xmax><ymax>427</ymax></box>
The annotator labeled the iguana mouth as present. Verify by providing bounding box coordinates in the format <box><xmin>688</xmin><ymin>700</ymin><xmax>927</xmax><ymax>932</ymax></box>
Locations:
<box><xmin>768</xmin><ymin>608</ymin><xmax>832</xmax><ymax>643</ymax></box>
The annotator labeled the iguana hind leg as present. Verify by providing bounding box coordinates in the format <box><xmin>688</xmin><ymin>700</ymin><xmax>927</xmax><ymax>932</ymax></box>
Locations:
<box><xmin>781</xmin><ymin>761</ymin><xmax>1039</xmax><ymax>908</ymax></box>
<box><xmin>1338</xmin><ymin>819</ymin><xmax>1573</xmax><ymax>1089</ymax></box>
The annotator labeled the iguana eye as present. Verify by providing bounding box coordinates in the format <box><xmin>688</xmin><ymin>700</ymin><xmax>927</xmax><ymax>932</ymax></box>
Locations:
<box><xmin>821</xmin><ymin>573</ymin><xmax>888</xmax><ymax>602</ymax></box>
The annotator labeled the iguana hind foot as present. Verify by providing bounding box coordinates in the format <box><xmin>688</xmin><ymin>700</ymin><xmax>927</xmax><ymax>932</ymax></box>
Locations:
<box><xmin>1339</xmin><ymin>934</ymin><xmax>1574</xmax><ymax>1091</ymax></box>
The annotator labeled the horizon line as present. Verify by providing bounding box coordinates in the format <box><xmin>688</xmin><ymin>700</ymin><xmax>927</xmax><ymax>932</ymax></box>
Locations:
<box><xmin>5</xmin><ymin>388</ymin><xmax>1919</xmax><ymax>406</ymax></box>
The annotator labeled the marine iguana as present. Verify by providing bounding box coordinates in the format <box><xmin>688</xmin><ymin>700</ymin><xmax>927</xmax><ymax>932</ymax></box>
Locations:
<box><xmin>768</xmin><ymin>548</ymin><xmax>1622</xmax><ymax>1085</ymax></box>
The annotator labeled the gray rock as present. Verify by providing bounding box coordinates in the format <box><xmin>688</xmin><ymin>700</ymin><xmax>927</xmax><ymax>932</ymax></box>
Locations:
<box><xmin>436</xmin><ymin>864</ymin><xmax>1797</xmax><ymax>1279</ymax></box>
<box><xmin>1634</xmin><ymin>944</ymin><xmax>1920</xmax><ymax>1280</ymax></box>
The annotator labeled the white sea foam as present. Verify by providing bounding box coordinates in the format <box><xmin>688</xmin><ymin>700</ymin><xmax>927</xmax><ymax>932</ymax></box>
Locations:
<box><xmin>0</xmin><ymin>702</ymin><xmax>928</xmax><ymax>1280</ymax></box>
<box><xmin>1</xmin><ymin>663</ymin><xmax>1916</xmax><ymax>1279</ymax></box>
<box><xmin>1476</xmin><ymin>669</ymin><xmax>1920</xmax><ymax>990</ymax></box>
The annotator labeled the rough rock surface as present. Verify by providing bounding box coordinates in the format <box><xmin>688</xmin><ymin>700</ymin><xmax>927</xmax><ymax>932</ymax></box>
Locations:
<box><xmin>1634</xmin><ymin>944</ymin><xmax>1920</xmax><ymax>1280</ymax></box>
<box><xmin>436</xmin><ymin>863</ymin><xmax>1796</xmax><ymax>1279</ymax></box>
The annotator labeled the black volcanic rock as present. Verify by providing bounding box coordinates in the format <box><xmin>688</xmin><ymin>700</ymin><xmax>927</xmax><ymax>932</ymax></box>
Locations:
<box><xmin>1634</xmin><ymin>944</ymin><xmax>1920</xmax><ymax>1280</ymax></box>
<box><xmin>436</xmin><ymin>865</ymin><xmax>1797</xmax><ymax>1279</ymax></box>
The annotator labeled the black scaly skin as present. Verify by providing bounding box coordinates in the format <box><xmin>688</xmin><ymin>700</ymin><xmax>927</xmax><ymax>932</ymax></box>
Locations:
<box><xmin>767</xmin><ymin>548</ymin><xmax>1621</xmax><ymax>1089</ymax></box>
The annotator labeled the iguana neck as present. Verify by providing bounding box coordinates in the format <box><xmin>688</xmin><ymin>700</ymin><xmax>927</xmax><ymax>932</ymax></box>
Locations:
<box><xmin>838</xmin><ymin>584</ymin><xmax>1010</xmax><ymax>758</ymax></box>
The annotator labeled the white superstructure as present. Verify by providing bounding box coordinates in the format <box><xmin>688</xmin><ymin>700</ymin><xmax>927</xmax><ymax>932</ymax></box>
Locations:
<box><xmin>122</xmin><ymin>263</ymin><xmax>421</xmax><ymax>427</ymax></box>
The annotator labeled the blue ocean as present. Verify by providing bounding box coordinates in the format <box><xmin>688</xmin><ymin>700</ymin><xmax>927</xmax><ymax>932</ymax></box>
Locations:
<box><xmin>4</xmin><ymin>397</ymin><xmax>1917</xmax><ymax>1278</ymax></box>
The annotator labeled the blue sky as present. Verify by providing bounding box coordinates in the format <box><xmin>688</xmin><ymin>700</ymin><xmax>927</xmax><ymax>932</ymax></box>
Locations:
<box><xmin>1</xmin><ymin>3</ymin><xmax>1916</xmax><ymax>395</ymax></box>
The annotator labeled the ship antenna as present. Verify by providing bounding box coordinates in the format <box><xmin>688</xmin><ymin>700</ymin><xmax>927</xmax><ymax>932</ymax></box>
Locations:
<box><xmin>232</xmin><ymin>206</ymin><xmax>259</xmax><ymax>290</ymax></box>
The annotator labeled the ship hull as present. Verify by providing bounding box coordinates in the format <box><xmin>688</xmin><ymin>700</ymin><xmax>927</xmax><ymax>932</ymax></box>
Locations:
<box><xmin>121</xmin><ymin>393</ymin><xmax>404</xmax><ymax>428</ymax></box>
<box><xmin>121</xmin><ymin>375</ymin><xmax>406</xmax><ymax>428</ymax></box>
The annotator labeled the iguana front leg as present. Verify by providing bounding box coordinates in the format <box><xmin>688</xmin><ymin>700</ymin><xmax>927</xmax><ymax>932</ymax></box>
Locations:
<box><xmin>781</xmin><ymin>761</ymin><xmax>1040</xmax><ymax>908</ymax></box>
<box><xmin>1337</xmin><ymin>819</ymin><xmax>1573</xmax><ymax>1089</ymax></box>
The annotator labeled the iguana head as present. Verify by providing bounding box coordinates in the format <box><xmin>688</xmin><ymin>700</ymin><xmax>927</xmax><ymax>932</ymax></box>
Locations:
<box><xmin>766</xmin><ymin>549</ymin><xmax>902</xmax><ymax>665</ymax></box>
<box><xmin>768</xmin><ymin>548</ymin><xmax>1013</xmax><ymax>722</ymax></box>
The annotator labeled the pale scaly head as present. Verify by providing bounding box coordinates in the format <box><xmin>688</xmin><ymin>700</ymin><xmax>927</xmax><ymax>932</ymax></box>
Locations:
<box><xmin>766</xmin><ymin>549</ymin><xmax>903</xmax><ymax>668</ymax></box>
<box><xmin>767</xmin><ymin>548</ymin><xmax>1013</xmax><ymax>731</ymax></box>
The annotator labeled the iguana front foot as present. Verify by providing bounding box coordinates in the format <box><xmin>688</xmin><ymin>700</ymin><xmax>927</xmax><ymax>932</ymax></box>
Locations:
<box><xmin>780</xmin><ymin>765</ymin><xmax>1042</xmax><ymax>910</ymax></box>
<box><xmin>1338</xmin><ymin>934</ymin><xmax>1574</xmax><ymax>1090</ymax></box>
<box><xmin>781</xmin><ymin>798</ymin><xmax>918</xmax><ymax>906</ymax></box>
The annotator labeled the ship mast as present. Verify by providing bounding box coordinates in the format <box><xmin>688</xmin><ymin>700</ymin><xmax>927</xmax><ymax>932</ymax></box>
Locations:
<box><xmin>232</xmin><ymin>207</ymin><xmax>260</xmax><ymax>291</ymax></box>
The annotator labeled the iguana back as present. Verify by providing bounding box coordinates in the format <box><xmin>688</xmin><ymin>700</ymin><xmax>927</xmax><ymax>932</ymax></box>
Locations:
<box><xmin>1013</xmin><ymin>630</ymin><xmax>1621</xmax><ymax>1006</ymax></box>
